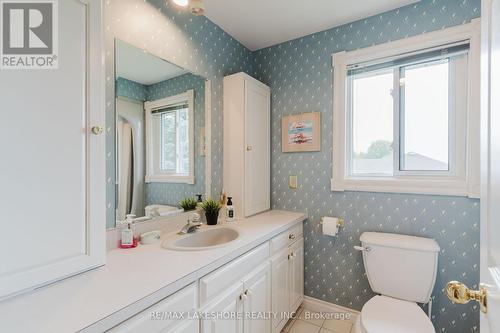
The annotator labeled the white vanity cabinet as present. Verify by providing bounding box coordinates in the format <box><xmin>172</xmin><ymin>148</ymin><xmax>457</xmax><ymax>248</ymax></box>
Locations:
<box><xmin>223</xmin><ymin>72</ymin><xmax>271</xmax><ymax>218</ymax></box>
<box><xmin>270</xmin><ymin>225</ymin><xmax>304</xmax><ymax>332</ymax></box>
<box><xmin>100</xmin><ymin>220</ymin><xmax>303</xmax><ymax>333</ymax></box>
<box><xmin>200</xmin><ymin>263</ymin><xmax>271</xmax><ymax>333</ymax></box>
<box><xmin>200</xmin><ymin>243</ymin><xmax>272</xmax><ymax>333</ymax></box>
<box><xmin>0</xmin><ymin>0</ymin><xmax>105</xmax><ymax>300</ymax></box>
<box><xmin>107</xmin><ymin>283</ymin><xmax>199</xmax><ymax>333</ymax></box>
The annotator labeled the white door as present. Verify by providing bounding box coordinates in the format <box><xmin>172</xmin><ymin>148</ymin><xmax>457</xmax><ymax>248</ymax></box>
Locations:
<box><xmin>271</xmin><ymin>248</ymin><xmax>290</xmax><ymax>329</ymax></box>
<box><xmin>0</xmin><ymin>0</ymin><xmax>105</xmax><ymax>299</ymax></box>
<box><xmin>244</xmin><ymin>79</ymin><xmax>270</xmax><ymax>216</ymax></box>
<box><xmin>479</xmin><ymin>0</ymin><xmax>500</xmax><ymax>331</ymax></box>
<box><xmin>290</xmin><ymin>239</ymin><xmax>304</xmax><ymax>312</ymax></box>
<box><xmin>448</xmin><ymin>1</ymin><xmax>500</xmax><ymax>331</ymax></box>
<box><xmin>243</xmin><ymin>263</ymin><xmax>272</xmax><ymax>333</ymax></box>
<box><xmin>201</xmin><ymin>282</ymin><xmax>244</xmax><ymax>333</ymax></box>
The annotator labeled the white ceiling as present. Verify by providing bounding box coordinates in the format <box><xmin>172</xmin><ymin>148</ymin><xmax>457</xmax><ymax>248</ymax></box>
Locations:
<box><xmin>116</xmin><ymin>39</ymin><xmax>188</xmax><ymax>85</ymax></box>
<box><xmin>204</xmin><ymin>0</ymin><xmax>420</xmax><ymax>51</ymax></box>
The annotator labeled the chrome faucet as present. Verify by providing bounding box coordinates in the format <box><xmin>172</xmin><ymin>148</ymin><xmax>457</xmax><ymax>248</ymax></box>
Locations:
<box><xmin>178</xmin><ymin>213</ymin><xmax>202</xmax><ymax>235</ymax></box>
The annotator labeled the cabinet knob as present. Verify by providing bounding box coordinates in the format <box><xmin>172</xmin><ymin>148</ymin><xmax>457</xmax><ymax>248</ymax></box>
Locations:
<box><xmin>91</xmin><ymin>126</ymin><xmax>104</xmax><ymax>135</ymax></box>
<box><xmin>244</xmin><ymin>289</ymin><xmax>252</xmax><ymax>296</ymax></box>
<box><xmin>289</xmin><ymin>233</ymin><xmax>296</xmax><ymax>240</ymax></box>
<box><xmin>240</xmin><ymin>293</ymin><xmax>248</xmax><ymax>301</ymax></box>
<box><xmin>246</xmin><ymin>145</ymin><xmax>253</xmax><ymax>151</ymax></box>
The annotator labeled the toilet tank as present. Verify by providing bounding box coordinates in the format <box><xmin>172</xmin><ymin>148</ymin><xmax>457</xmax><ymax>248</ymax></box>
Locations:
<box><xmin>360</xmin><ymin>232</ymin><xmax>440</xmax><ymax>303</ymax></box>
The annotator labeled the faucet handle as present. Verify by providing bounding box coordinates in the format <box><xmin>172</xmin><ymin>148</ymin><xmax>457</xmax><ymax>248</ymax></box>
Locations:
<box><xmin>190</xmin><ymin>212</ymin><xmax>201</xmax><ymax>223</ymax></box>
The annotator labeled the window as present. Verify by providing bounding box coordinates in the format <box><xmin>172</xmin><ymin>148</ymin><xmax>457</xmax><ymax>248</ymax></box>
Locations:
<box><xmin>145</xmin><ymin>90</ymin><xmax>194</xmax><ymax>184</ymax></box>
<box><xmin>332</xmin><ymin>22</ymin><xmax>480</xmax><ymax>196</ymax></box>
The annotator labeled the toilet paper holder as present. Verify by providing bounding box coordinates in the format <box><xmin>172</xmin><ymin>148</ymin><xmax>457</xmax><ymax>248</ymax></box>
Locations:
<box><xmin>320</xmin><ymin>217</ymin><xmax>345</xmax><ymax>227</ymax></box>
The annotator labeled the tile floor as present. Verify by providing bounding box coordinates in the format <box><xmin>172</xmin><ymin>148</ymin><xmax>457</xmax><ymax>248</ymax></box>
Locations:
<box><xmin>282</xmin><ymin>305</ymin><xmax>357</xmax><ymax>333</ymax></box>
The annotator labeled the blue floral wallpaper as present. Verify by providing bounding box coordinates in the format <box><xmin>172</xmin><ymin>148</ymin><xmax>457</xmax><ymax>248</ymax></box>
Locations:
<box><xmin>116</xmin><ymin>77</ymin><xmax>146</xmax><ymax>101</ymax></box>
<box><xmin>107</xmin><ymin>0</ymin><xmax>481</xmax><ymax>332</ymax></box>
<box><xmin>251</xmin><ymin>0</ymin><xmax>481</xmax><ymax>332</ymax></box>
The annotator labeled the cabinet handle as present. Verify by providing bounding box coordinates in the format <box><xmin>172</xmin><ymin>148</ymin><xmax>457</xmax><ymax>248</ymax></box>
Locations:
<box><xmin>287</xmin><ymin>254</ymin><xmax>291</xmax><ymax>260</ymax></box>
<box><xmin>240</xmin><ymin>293</ymin><xmax>248</xmax><ymax>301</ymax></box>
<box><xmin>91</xmin><ymin>126</ymin><xmax>103</xmax><ymax>135</ymax></box>
<box><xmin>289</xmin><ymin>233</ymin><xmax>296</xmax><ymax>240</ymax></box>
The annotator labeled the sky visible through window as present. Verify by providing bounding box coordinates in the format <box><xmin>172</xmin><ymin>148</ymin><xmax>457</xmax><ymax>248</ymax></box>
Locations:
<box><xmin>351</xmin><ymin>60</ymin><xmax>450</xmax><ymax>174</ymax></box>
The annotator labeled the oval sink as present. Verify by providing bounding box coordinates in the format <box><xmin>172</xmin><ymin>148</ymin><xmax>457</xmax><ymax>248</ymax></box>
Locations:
<box><xmin>163</xmin><ymin>227</ymin><xmax>240</xmax><ymax>251</ymax></box>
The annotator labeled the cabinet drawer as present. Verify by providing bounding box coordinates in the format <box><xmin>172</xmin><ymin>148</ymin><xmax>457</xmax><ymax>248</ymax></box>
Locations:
<box><xmin>199</xmin><ymin>242</ymin><xmax>269</xmax><ymax>307</ymax></box>
<box><xmin>108</xmin><ymin>283</ymin><xmax>197</xmax><ymax>333</ymax></box>
<box><xmin>270</xmin><ymin>223</ymin><xmax>303</xmax><ymax>255</ymax></box>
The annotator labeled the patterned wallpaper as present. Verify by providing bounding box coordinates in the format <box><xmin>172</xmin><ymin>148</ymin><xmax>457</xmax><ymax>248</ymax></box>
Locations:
<box><xmin>116</xmin><ymin>77</ymin><xmax>146</xmax><ymax>101</ymax></box>
<box><xmin>107</xmin><ymin>0</ymin><xmax>481</xmax><ymax>332</ymax></box>
<box><xmin>105</xmin><ymin>0</ymin><xmax>254</xmax><ymax>226</ymax></box>
<box><xmin>115</xmin><ymin>74</ymin><xmax>206</xmax><ymax>212</ymax></box>
<box><xmin>251</xmin><ymin>0</ymin><xmax>481</xmax><ymax>332</ymax></box>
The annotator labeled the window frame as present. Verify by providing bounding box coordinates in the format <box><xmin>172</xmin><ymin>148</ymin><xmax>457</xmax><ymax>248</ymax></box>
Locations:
<box><xmin>145</xmin><ymin>90</ymin><xmax>195</xmax><ymax>184</ymax></box>
<box><xmin>331</xmin><ymin>19</ymin><xmax>481</xmax><ymax>197</ymax></box>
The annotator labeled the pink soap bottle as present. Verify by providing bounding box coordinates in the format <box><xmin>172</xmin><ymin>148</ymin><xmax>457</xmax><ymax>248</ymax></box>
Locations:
<box><xmin>120</xmin><ymin>215</ymin><xmax>138</xmax><ymax>249</ymax></box>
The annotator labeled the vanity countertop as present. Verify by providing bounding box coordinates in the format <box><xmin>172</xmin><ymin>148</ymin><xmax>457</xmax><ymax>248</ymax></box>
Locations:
<box><xmin>0</xmin><ymin>210</ymin><xmax>306</xmax><ymax>333</ymax></box>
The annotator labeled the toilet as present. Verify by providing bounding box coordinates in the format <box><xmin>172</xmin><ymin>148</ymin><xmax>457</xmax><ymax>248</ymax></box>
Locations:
<box><xmin>352</xmin><ymin>232</ymin><xmax>440</xmax><ymax>333</ymax></box>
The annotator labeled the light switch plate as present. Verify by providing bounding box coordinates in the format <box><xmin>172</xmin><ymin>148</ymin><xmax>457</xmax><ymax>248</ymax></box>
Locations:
<box><xmin>289</xmin><ymin>175</ymin><xmax>298</xmax><ymax>189</ymax></box>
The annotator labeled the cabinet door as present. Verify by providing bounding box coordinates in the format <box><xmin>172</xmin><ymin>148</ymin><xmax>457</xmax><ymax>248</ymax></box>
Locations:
<box><xmin>244</xmin><ymin>80</ymin><xmax>270</xmax><ymax>216</ymax></box>
<box><xmin>201</xmin><ymin>282</ymin><xmax>244</xmax><ymax>333</ymax></box>
<box><xmin>271</xmin><ymin>248</ymin><xmax>290</xmax><ymax>329</ymax></box>
<box><xmin>289</xmin><ymin>239</ymin><xmax>304</xmax><ymax>312</ymax></box>
<box><xmin>0</xmin><ymin>0</ymin><xmax>105</xmax><ymax>300</ymax></box>
<box><xmin>243</xmin><ymin>263</ymin><xmax>272</xmax><ymax>333</ymax></box>
<box><xmin>107</xmin><ymin>283</ymin><xmax>197</xmax><ymax>333</ymax></box>
<box><xmin>169</xmin><ymin>319</ymin><xmax>199</xmax><ymax>333</ymax></box>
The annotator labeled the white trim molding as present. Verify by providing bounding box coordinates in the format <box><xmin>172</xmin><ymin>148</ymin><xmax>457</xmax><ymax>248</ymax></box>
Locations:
<box><xmin>302</xmin><ymin>296</ymin><xmax>360</xmax><ymax>317</ymax></box>
<box><xmin>145</xmin><ymin>90</ymin><xmax>195</xmax><ymax>184</ymax></box>
<box><xmin>331</xmin><ymin>19</ymin><xmax>481</xmax><ymax>198</ymax></box>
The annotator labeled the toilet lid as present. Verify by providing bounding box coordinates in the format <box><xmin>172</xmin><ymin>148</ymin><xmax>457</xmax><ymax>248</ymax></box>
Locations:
<box><xmin>361</xmin><ymin>296</ymin><xmax>435</xmax><ymax>333</ymax></box>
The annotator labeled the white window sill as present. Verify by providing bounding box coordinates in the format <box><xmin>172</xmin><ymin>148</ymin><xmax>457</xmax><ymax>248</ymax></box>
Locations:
<box><xmin>146</xmin><ymin>175</ymin><xmax>195</xmax><ymax>184</ymax></box>
<box><xmin>331</xmin><ymin>177</ymin><xmax>478</xmax><ymax>197</ymax></box>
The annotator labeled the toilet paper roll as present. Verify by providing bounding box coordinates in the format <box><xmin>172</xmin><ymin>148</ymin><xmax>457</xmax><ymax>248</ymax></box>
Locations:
<box><xmin>322</xmin><ymin>217</ymin><xmax>340</xmax><ymax>236</ymax></box>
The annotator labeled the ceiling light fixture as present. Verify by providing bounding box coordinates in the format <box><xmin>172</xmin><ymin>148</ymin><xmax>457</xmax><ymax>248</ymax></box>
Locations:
<box><xmin>189</xmin><ymin>0</ymin><xmax>204</xmax><ymax>16</ymax></box>
<box><xmin>171</xmin><ymin>0</ymin><xmax>189</xmax><ymax>7</ymax></box>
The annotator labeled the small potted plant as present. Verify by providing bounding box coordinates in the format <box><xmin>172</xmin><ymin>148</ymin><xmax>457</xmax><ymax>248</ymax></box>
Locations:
<box><xmin>179</xmin><ymin>198</ymin><xmax>198</xmax><ymax>212</ymax></box>
<box><xmin>201</xmin><ymin>198</ymin><xmax>222</xmax><ymax>225</ymax></box>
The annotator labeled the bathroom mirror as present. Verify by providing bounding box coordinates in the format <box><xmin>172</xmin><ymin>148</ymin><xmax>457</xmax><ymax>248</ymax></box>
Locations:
<box><xmin>114</xmin><ymin>39</ymin><xmax>210</xmax><ymax>227</ymax></box>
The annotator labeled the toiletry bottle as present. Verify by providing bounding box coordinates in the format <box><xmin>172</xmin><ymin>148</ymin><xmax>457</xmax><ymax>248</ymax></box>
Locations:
<box><xmin>226</xmin><ymin>197</ymin><xmax>235</xmax><ymax>222</ymax></box>
<box><xmin>120</xmin><ymin>214</ymin><xmax>138</xmax><ymax>248</ymax></box>
<box><xmin>196</xmin><ymin>194</ymin><xmax>203</xmax><ymax>214</ymax></box>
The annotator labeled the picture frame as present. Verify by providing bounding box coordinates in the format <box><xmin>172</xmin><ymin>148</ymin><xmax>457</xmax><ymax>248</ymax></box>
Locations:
<box><xmin>282</xmin><ymin>112</ymin><xmax>321</xmax><ymax>152</ymax></box>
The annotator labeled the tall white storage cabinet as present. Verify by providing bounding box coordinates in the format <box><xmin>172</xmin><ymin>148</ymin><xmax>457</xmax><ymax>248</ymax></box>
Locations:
<box><xmin>0</xmin><ymin>0</ymin><xmax>105</xmax><ymax>300</ymax></box>
<box><xmin>223</xmin><ymin>73</ymin><xmax>270</xmax><ymax>218</ymax></box>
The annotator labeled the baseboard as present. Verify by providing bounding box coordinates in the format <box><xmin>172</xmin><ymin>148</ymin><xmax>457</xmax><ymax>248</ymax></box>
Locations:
<box><xmin>302</xmin><ymin>296</ymin><xmax>360</xmax><ymax>316</ymax></box>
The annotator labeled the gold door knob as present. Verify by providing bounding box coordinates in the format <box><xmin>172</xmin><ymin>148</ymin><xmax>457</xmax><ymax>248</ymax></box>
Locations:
<box><xmin>446</xmin><ymin>281</ymin><xmax>487</xmax><ymax>313</ymax></box>
<box><xmin>91</xmin><ymin>126</ymin><xmax>103</xmax><ymax>135</ymax></box>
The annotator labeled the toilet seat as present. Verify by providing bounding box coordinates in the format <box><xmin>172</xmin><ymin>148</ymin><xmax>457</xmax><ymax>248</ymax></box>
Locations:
<box><xmin>359</xmin><ymin>296</ymin><xmax>435</xmax><ymax>333</ymax></box>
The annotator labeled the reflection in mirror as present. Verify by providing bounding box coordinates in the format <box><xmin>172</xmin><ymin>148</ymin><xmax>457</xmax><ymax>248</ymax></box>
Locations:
<box><xmin>114</xmin><ymin>39</ymin><xmax>209</xmax><ymax>227</ymax></box>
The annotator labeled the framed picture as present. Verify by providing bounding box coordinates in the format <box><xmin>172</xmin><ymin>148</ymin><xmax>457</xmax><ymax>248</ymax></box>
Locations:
<box><xmin>282</xmin><ymin>112</ymin><xmax>321</xmax><ymax>152</ymax></box>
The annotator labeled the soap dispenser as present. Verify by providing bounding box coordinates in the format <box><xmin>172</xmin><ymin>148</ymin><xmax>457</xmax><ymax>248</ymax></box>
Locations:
<box><xmin>226</xmin><ymin>197</ymin><xmax>235</xmax><ymax>222</ymax></box>
<box><xmin>120</xmin><ymin>214</ymin><xmax>138</xmax><ymax>249</ymax></box>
